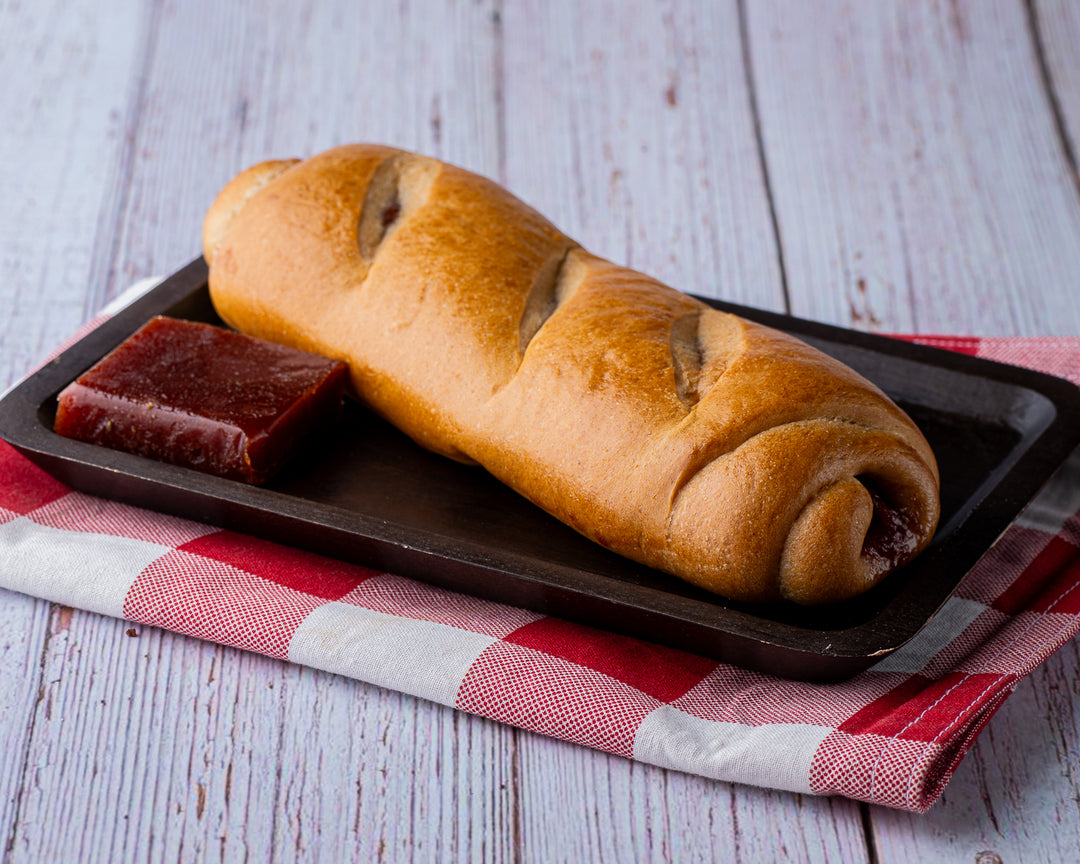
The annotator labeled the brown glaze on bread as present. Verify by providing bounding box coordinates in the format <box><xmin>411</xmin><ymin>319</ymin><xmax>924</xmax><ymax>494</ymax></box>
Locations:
<box><xmin>203</xmin><ymin>144</ymin><xmax>940</xmax><ymax>604</ymax></box>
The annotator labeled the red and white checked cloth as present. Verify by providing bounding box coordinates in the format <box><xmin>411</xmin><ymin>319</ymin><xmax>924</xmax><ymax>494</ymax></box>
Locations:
<box><xmin>2</xmin><ymin>291</ymin><xmax>1079</xmax><ymax>813</ymax></box>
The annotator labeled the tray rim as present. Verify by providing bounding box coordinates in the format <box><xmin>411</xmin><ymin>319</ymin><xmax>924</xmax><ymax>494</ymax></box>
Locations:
<box><xmin>3</xmin><ymin>257</ymin><xmax>1080</xmax><ymax>681</ymax></box>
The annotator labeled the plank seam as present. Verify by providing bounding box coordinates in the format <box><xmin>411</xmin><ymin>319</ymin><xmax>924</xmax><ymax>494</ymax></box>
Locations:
<box><xmin>2</xmin><ymin>602</ymin><xmax>61</xmax><ymax>862</ymax></box>
<box><xmin>735</xmin><ymin>0</ymin><xmax>792</xmax><ymax>314</ymax></box>
<box><xmin>492</xmin><ymin>0</ymin><xmax>507</xmax><ymax>186</ymax></box>
<box><xmin>510</xmin><ymin>727</ymin><xmax>523</xmax><ymax>864</ymax></box>
<box><xmin>858</xmin><ymin>800</ymin><xmax>880</xmax><ymax>864</ymax></box>
<box><xmin>83</xmin><ymin>0</ymin><xmax>165</xmax><ymax>320</ymax></box>
<box><xmin>1025</xmin><ymin>0</ymin><xmax>1080</xmax><ymax>200</ymax></box>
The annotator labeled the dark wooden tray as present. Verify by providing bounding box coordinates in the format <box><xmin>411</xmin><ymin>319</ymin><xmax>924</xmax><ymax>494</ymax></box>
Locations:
<box><xmin>3</xmin><ymin>258</ymin><xmax>1080</xmax><ymax>681</ymax></box>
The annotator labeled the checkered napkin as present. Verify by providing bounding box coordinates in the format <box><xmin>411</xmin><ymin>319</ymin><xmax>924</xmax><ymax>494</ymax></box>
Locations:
<box><xmin>2</xmin><ymin>296</ymin><xmax>1079</xmax><ymax>814</ymax></box>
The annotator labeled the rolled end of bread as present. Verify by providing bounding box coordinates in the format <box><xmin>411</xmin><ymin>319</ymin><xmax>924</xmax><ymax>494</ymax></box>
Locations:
<box><xmin>202</xmin><ymin>159</ymin><xmax>301</xmax><ymax>266</ymax></box>
<box><xmin>779</xmin><ymin>474</ymin><xmax>936</xmax><ymax>604</ymax></box>
<box><xmin>665</xmin><ymin>420</ymin><xmax>940</xmax><ymax>604</ymax></box>
<box><xmin>779</xmin><ymin>476</ymin><xmax>880</xmax><ymax>604</ymax></box>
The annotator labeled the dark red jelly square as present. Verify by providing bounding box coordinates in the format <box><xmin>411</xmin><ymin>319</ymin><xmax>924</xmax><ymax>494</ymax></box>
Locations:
<box><xmin>54</xmin><ymin>316</ymin><xmax>348</xmax><ymax>484</ymax></box>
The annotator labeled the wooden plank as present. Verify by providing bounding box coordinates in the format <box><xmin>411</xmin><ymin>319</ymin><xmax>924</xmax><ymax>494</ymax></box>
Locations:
<box><xmin>1033</xmin><ymin>0</ymin><xmax>1080</xmax><ymax>175</ymax></box>
<box><xmin>4</xmin><ymin>612</ymin><xmax>522</xmax><ymax>863</ymax></box>
<box><xmin>0</xmin><ymin>598</ymin><xmax>52</xmax><ymax>856</ymax></box>
<box><xmin>514</xmin><ymin>737</ymin><xmax>871</xmax><ymax>863</ymax></box>
<box><xmin>102</xmin><ymin>0</ymin><xmax>505</xmax><ymax>299</ymax></box>
<box><xmin>67</xmin><ymin>0</ymin><xmax>509</xmax><ymax>310</ymax></box>
<box><xmin>0</xmin><ymin>0</ymin><xmax>145</xmax><ymax>856</ymax></box>
<box><xmin>747</xmin><ymin>0</ymin><xmax>1080</xmax><ymax>336</ymax></box>
<box><xmin>500</xmin><ymin>0</ymin><xmax>786</xmax><ymax>310</ymax></box>
<box><xmin>0</xmin><ymin>0</ymin><xmax>145</xmax><ymax>384</ymax></box>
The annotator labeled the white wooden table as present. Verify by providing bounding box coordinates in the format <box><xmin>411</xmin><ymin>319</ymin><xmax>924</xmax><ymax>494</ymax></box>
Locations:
<box><xmin>3</xmin><ymin>1</ymin><xmax>1080</xmax><ymax>860</ymax></box>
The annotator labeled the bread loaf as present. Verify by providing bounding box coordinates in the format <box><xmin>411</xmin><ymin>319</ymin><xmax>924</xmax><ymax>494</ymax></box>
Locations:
<box><xmin>202</xmin><ymin>144</ymin><xmax>940</xmax><ymax>604</ymax></box>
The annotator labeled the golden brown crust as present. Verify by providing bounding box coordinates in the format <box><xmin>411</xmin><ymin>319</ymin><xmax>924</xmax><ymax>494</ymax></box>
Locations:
<box><xmin>202</xmin><ymin>159</ymin><xmax>300</xmax><ymax>268</ymax></box>
<box><xmin>204</xmin><ymin>144</ymin><xmax>941</xmax><ymax>604</ymax></box>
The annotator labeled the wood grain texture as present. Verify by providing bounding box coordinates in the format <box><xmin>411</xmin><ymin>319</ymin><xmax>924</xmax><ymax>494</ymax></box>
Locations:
<box><xmin>0</xmin><ymin>598</ymin><xmax>52</xmax><ymax>858</ymax></box>
<box><xmin>100</xmin><ymin>0</ymin><xmax>503</xmax><ymax>305</ymax></box>
<box><xmin>746</xmin><ymin>0</ymin><xmax>1080</xmax><ymax>336</ymax></box>
<box><xmin>515</xmin><ymin>736</ymin><xmax>871</xmax><ymax>864</ymax></box>
<box><xmin>500</xmin><ymin>0</ymin><xmax>786</xmax><ymax>311</ymax></box>
<box><xmin>1033</xmin><ymin>0</ymin><xmax>1080</xmax><ymax>181</ymax></box>
<box><xmin>0</xmin><ymin>0</ymin><xmax>145</xmax><ymax>385</ymax></box>
<box><xmin>2</xmin><ymin>610</ymin><xmax>520</xmax><ymax>863</ymax></box>
<box><xmin>0</xmin><ymin>2</ymin><xmax>145</xmax><ymax>855</ymax></box>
